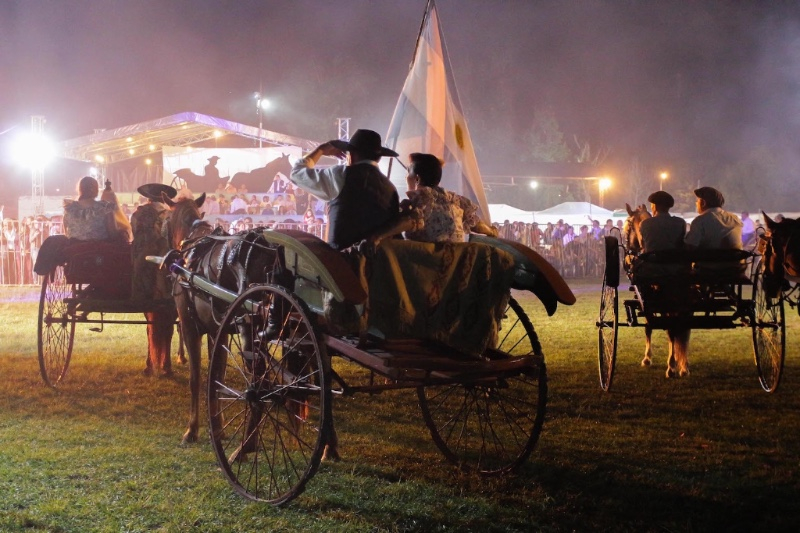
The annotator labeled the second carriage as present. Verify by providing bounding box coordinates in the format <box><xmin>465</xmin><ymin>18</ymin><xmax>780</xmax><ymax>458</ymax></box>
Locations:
<box><xmin>597</xmin><ymin>234</ymin><xmax>785</xmax><ymax>393</ymax></box>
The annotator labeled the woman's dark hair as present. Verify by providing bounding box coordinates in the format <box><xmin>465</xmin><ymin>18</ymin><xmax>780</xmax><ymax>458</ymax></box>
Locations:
<box><xmin>77</xmin><ymin>176</ymin><xmax>99</xmax><ymax>200</ymax></box>
<box><xmin>409</xmin><ymin>153</ymin><xmax>443</xmax><ymax>187</ymax></box>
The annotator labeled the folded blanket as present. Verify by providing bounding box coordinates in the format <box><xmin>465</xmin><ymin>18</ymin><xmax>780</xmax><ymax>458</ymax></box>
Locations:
<box><xmin>366</xmin><ymin>239</ymin><xmax>515</xmax><ymax>357</ymax></box>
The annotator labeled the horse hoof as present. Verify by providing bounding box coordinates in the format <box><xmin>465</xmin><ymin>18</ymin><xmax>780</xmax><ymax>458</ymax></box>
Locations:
<box><xmin>666</xmin><ymin>368</ymin><xmax>677</xmax><ymax>378</ymax></box>
<box><xmin>142</xmin><ymin>367</ymin><xmax>153</xmax><ymax>376</ymax></box>
<box><xmin>641</xmin><ymin>358</ymin><xmax>651</xmax><ymax>367</ymax></box>
<box><xmin>181</xmin><ymin>431</ymin><xmax>198</xmax><ymax>445</ymax></box>
<box><xmin>322</xmin><ymin>446</ymin><xmax>341</xmax><ymax>462</ymax></box>
<box><xmin>160</xmin><ymin>368</ymin><xmax>174</xmax><ymax>378</ymax></box>
<box><xmin>679</xmin><ymin>368</ymin><xmax>690</xmax><ymax>377</ymax></box>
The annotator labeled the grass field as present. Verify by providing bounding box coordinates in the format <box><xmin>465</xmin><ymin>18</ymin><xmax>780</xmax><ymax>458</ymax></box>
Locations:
<box><xmin>1</xmin><ymin>280</ymin><xmax>799</xmax><ymax>532</ymax></box>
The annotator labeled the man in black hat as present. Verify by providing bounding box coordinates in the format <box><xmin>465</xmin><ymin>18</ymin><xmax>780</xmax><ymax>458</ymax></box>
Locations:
<box><xmin>131</xmin><ymin>183</ymin><xmax>179</xmax><ymax>376</ymax></box>
<box><xmin>685</xmin><ymin>186</ymin><xmax>742</xmax><ymax>250</ymax></box>
<box><xmin>639</xmin><ymin>190</ymin><xmax>686</xmax><ymax>252</ymax></box>
<box><xmin>289</xmin><ymin>129</ymin><xmax>400</xmax><ymax>250</ymax></box>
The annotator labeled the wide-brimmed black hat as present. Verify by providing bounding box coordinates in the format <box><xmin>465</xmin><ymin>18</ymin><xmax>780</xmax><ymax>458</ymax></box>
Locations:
<box><xmin>329</xmin><ymin>129</ymin><xmax>398</xmax><ymax>157</ymax></box>
<box><xmin>647</xmin><ymin>190</ymin><xmax>674</xmax><ymax>208</ymax></box>
<box><xmin>694</xmin><ymin>186</ymin><xmax>724</xmax><ymax>208</ymax></box>
<box><xmin>138</xmin><ymin>183</ymin><xmax>178</xmax><ymax>202</ymax></box>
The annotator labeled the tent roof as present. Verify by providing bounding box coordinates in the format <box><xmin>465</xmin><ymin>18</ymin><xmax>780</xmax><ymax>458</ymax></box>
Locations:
<box><xmin>483</xmin><ymin>162</ymin><xmax>603</xmax><ymax>185</ymax></box>
<box><xmin>58</xmin><ymin>111</ymin><xmax>319</xmax><ymax>165</ymax></box>
<box><xmin>537</xmin><ymin>201</ymin><xmax>614</xmax><ymax>217</ymax></box>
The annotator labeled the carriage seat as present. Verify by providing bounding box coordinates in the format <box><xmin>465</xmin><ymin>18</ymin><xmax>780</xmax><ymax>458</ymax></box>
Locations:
<box><xmin>631</xmin><ymin>248</ymin><xmax>753</xmax><ymax>287</ymax></box>
<box><xmin>31</xmin><ymin>235</ymin><xmax>133</xmax><ymax>300</ymax></box>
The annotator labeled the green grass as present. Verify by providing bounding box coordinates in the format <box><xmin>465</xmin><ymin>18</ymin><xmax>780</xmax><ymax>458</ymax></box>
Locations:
<box><xmin>1</xmin><ymin>281</ymin><xmax>799</xmax><ymax>531</ymax></box>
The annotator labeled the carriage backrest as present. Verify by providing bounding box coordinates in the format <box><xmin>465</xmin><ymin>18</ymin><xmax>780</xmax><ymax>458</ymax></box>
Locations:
<box><xmin>64</xmin><ymin>240</ymin><xmax>133</xmax><ymax>299</ymax></box>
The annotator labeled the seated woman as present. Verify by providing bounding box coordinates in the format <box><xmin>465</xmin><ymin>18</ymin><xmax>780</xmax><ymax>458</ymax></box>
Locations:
<box><xmin>63</xmin><ymin>176</ymin><xmax>127</xmax><ymax>242</ymax></box>
<box><xmin>369</xmin><ymin>152</ymin><xmax>497</xmax><ymax>245</ymax></box>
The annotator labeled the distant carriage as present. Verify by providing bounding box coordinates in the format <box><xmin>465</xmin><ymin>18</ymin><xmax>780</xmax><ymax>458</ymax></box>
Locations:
<box><xmin>596</xmin><ymin>211</ymin><xmax>785</xmax><ymax>393</ymax></box>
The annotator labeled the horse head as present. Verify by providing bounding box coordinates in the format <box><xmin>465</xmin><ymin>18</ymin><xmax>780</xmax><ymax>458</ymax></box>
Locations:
<box><xmin>163</xmin><ymin>193</ymin><xmax>207</xmax><ymax>249</ymax></box>
<box><xmin>763</xmin><ymin>212</ymin><xmax>800</xmax><ymax>281</ymax></box>
<box><xmin>623</xmin><ymin>203</ymin><xmax>651</xmax><ymax>253</ymax></box>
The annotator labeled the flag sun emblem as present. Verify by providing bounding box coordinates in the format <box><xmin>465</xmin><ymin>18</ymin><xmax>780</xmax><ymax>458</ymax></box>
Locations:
<box><xmin>454</xmin><ymin>123</ymin><xmax>464</xmax><ymax>150</ymax></box>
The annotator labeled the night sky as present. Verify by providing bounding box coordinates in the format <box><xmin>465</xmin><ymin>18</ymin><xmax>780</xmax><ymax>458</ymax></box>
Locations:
<box><xmin>2</xmin><ymin>0</ymin><xmax>800</xmax><ymax>211</ymax></box>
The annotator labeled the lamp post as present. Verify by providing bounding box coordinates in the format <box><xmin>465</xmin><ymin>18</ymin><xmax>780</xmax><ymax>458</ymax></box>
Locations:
<box><xmin>659</xmin><ymin>171</ymin><xmax>668</xmax><ymax>191</ymax></box>
<box><xmin>254</xmin><ymin>92</ymin><xmax>271</xmax><ymax>148</ymax></box>
<box><xmin>599</xmin><ymin>177</ymin><xmax>612</xmax><ymax>208</ymax></box>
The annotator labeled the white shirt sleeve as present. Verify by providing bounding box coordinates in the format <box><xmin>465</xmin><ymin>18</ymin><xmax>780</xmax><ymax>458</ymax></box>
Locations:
<box><xmin>289</xmin><ymin>158</ymin><xmax>347</xmax><ymax>202</ymax></box>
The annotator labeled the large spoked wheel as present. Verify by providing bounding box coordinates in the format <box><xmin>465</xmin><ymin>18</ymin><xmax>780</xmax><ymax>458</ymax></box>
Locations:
<box><xmin>37</xmin><ymin>265</ymin><xmax>75</xmax><ymax>387</ymax></box>
<box><xmin>597</xmin><ymin>237</ymin><xmax>620</xmax><ymax>391</ymax></box>
<box><xmin>752</xmin><ymin>265</ymin><xmax>785</xmax><ymax>392</ymax></box>
<box><xmin>208</xmin><ymin>284</ymin><xmax>330</xmax><ymax>505</ymax></box>
<box><xmin>417</xmin><ymin>296</ymin><xmax>547</xmax><ymax>475</ymax></box>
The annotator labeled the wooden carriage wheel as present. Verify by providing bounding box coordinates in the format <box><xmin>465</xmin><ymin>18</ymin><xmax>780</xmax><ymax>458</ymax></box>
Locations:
<box><xmin>417</xmin><ymin>296</ymin><xmax>547</xmax><ymax>475</ymax></box>
<box><xmin>37</xmin><ymin>265</ymin><xmax>75</xmax><ymax>387</ymax></box>
<box><xmin>597</xmin><ymin>236</ymin><xmax>619</xmax><ymax>391</ymax></box>
<box><xmin>752</xmin><ymin>261</ymin><xmax>786</xmax><ymax>392</ymax></box>
<box><xmin>207</xmin><ymin>284</ymin><xmax>331</xmax><ymax>505</ymax></box>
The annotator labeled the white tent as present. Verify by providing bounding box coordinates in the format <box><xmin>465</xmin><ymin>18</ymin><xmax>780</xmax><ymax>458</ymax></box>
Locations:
<box><xmin>489</xmin><ymin>204</ymin><xmax>536</xmax><ymax>224</ymax></box>
<box><xmin>534</xmin><ymin>201</ymin><xmax>615</xmax><ymax>226</ymax></box>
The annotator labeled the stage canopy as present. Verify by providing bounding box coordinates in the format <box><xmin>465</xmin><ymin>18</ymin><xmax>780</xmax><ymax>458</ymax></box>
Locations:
<box><xmin>58</xmin><ymin>111</ymin><xmax>318</xmax><ymax>165</ymax></box>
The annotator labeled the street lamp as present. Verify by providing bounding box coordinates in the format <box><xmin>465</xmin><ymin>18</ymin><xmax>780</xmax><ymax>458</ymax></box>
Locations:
<box><xmin>598</xmin><ymin>177</ymin><xmax>612</xmax><ymax>208</ymax></box>
<box><xmin>659</xmin><ymin>172</ymin><xmax>668</xmax><ymax>191</ymax></box>
<box><xmin>254</xmin><ymin>92</ymin><xmax>271</xmax><ymax>148</ymax></box>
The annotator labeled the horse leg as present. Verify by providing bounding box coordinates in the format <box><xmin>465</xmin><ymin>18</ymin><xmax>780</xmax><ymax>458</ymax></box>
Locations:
<box><xmin>641</xmin><ymin>325</ymin><xmax>653</xmax><ymax>366</ymax></box>
<box><xmin>150</xmin><ymin>308</ymin><xmax>176</xmax><ymax>376</ymax></box>
<box><xmin>323</xmin><ymin>424</ymin><xmax>340</xmax><ymax>462</ymax></box>
<box><xmin>675</xmin><ymin>328</ymin><xmax>691</xmax><ymax>377</ymax></box>
<box><xmin>181</xmin><ymin>320</ymin><xmax>203</xmax><ymax>444</ymax></box>
<box><xmin>666</xmin><ymin>329</ymin><xmax>678</xmax><ymax>378</ymax></box>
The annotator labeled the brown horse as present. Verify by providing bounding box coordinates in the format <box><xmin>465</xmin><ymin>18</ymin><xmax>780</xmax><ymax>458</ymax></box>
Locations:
<box><xmin>762</xmin><ymin>212</ymin><xmax>800</xmax><ymax>297</ymax></box>
<box><xmin>624</xmin><ymin>203</ymin><xmax>691</xmax><ymax>377</ymax></box>
<box><xmin>161</xmin><ymin>192</ymin><xmax>282</xmax><ymax>443</ymax></box>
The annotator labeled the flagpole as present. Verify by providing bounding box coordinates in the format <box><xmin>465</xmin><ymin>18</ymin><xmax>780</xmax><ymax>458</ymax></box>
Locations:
<box><xmin>387</xmin><ymin>0</ymin><xmax>434</xmax><ymax>179</ymax></box>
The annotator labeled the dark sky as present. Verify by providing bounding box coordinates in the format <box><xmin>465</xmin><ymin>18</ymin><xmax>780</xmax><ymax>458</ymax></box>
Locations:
<box><xmin>2</xmin><ymin>0</ymin><xmax>800</xmax><ymax>208</ymax></box>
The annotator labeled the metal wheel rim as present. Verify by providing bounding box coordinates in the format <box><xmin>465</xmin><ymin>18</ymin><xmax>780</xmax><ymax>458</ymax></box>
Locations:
<box><xmin>207</xmin><ymin>284</ymin><xmax>329</xmax><ymax>505</ymax></box>
<box><xmin>417</xmin><ymin>296</ymin><xmax>547</xmax><ymax>475</ymax></box>
<box><xmin>37</xmin><ymin>266</ymin><xmax>75</xmax><ymax>387</ymax></box>
<box><xmin>598</xmin><ymin>276</ymin><xmax>618</xmax><ymax>391</ymax></box>
<box><xmin>752</xmin><ymin>268</ymin><xmax>786</xmax><ymax>393</ymax></box>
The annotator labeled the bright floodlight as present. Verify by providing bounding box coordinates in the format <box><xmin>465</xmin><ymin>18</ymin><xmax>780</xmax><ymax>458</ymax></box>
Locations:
<box><xmin>10</xmin><ymin>132</ymin><xmax>55</xmax><ymax>170</ymax></box>
<box><xmin>529</xmin><ymin>180</ymin><xmax>539</xmax><ymax>190</ymax></box>
<box><xmin>599</xmin><ymin>178</ymin><xmax>612</xmax><ymax>191</ymax></box>
<box><xmin>258</xmin><ymin>98</ymin><xmax>271</xmax><ymax>111</ymax></box>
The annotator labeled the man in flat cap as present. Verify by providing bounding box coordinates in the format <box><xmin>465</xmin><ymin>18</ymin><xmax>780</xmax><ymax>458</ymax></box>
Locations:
<box><xmin>639</xmin><ymin>190</ymin><xmax>686</xmax><ymax>253</ymax></box>
<box><xmin>289</xmin><ymin>128</ymin><xmax>399</xmax><ymax>251</ymax></box>
<box><xmin>131</xmin><ymin>183</ymin><xmax>179</xmax><ymax>376</ymax></box>
<box><xmin>685</xmin><ymin>186</ymin><xmax>742</xmax><ymax>250</ymax></box>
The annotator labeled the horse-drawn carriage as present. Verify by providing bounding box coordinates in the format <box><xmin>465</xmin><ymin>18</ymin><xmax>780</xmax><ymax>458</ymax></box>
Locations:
<box><xmin>34</xmin><ymin>199</ymin><xmax>576</xmax><ymax>505</ymax></box>
<box><xmin>597</xmin><ymin>226</ymin><xmax>786</xmax><ymax>393</ymax></box>
<box><xmin>36</xmin><ymin>238</ymin><xmax>179</xmax><ymax>386</ymax></box>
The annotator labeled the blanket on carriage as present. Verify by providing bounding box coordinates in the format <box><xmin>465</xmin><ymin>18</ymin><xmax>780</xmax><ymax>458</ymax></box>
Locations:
<box><xmin>364</xmin><ymin>239</ymin><xmax>516</xmax><ymax>357</ymax></box>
